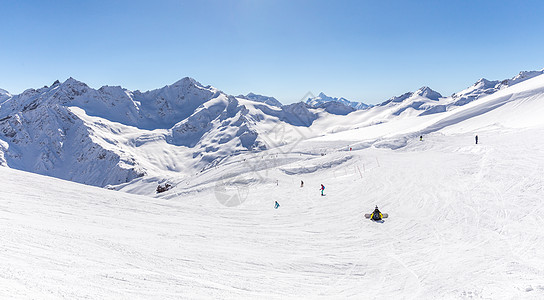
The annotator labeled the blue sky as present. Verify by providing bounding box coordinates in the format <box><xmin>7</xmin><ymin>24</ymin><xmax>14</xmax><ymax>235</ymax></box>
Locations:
<box><xmin>1</xmin><ymin>0</ymin><xmax>543</xmax><ymax>104</ymax></box>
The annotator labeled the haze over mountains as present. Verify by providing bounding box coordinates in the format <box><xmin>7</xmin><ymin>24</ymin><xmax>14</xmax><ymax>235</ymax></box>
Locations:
<box><xmin>0</xmin><ymin>69</ymin><xmax>543</xmax><ymax>188</ymax></box>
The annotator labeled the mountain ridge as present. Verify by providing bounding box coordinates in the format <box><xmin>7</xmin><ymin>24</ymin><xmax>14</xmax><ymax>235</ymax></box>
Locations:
<box><xmin>1</xmin><ymin>69</ymin><xmax>543</xmax><ymax>188</ymax></box>
<box><xmin>306</xmin><ymin>92</ymin><xmax>370</xmax><ymax>110</ymax></box>
<box><xmin>0</xmin><ymin>77</ymin><xmax>327</xmax><ymax>186</ymax></box>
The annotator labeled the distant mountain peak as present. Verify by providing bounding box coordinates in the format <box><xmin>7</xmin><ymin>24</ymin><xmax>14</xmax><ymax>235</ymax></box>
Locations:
<box><xmin>179</xmin><ymin>76</ymin><xmax>198</xmax><ymax>84</ymax></box>
<box><xmin>414</xmin><ymin>86</ymin><xmax>442</xmax><ymax>100</ymax></box>
<box><xmin>169</xmin><ymin>77</ymin><xmax>202</xmax><ymax>89</ymax></box>
<box><xmin>242</xmin><ymin>93</ymin><xmax>283</xmax><ymax>107</ymax></box>
<box><xmin>0</xmin><ymin>88</ymin><xmax>10</xmax><ymax>103</ymax></box>
<box><xmin>63</xmin><ymin>77</ymin><xmax>86</xmax><ymax>86</ymax></box>
<box><xmin>307</xmin><ymin>92</ymin><xmax>369</xmax><ymax>110</ymax></box>
<box><xmin>56</xmin><ymin>77</ymin><xmax>91</xmax><ymax>94</ymax></box>
<box><xmin>512</xmin><ymin>70</ymin><xmax>544</xmax><ymax>81</ymax></box>
<box><xmin>475</xmin><ymin>78</ymin><xmax>490</xmax><ymax>85</ymax></box>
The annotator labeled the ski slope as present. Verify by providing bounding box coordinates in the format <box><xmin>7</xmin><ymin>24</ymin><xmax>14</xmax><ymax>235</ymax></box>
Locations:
<box><xmin>2</xmin><ymin>73</ymin><xmax>544</xmax><ymax>298</ymax></box>
<box><xmin>2</xmin><ymin>124</ymin><xmax>544</xmax><ymax>298</ymax></box>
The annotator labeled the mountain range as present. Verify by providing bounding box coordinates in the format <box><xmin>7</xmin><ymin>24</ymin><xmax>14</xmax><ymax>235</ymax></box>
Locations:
<box><xmin>0</xmin><ymin>69</ymin><xmax>543</xmax><ymax>188</ymax></box>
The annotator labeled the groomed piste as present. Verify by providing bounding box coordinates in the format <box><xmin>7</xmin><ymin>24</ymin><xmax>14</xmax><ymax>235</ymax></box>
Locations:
<box><xmin>1</xmin><ymin>73</ymin><xmax>544</xmax><ymax>298</ymax></box>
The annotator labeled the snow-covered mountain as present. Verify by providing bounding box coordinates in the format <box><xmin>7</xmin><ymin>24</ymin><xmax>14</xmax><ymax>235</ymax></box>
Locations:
<box><xmin>1</xmin><ymin>69</ymin><xmax>543</xmax><ymax>189</ymax></box>
<box><xmin>451</xmin><ymin>70</ymin><xmax>544</xmax><ymax>106</ymax></box>
<box><xmin>0</xmin><ymin>88</ymin><xmax>10</xmax><ymax>103</ymax></box>
<box><xmin>376</xmin><ymin>86</ymin><xmax>444</xmax><ymax>116</ymax></box>
<box><xmin>372</xmin><ymin>69</ymin><xmax>544</xmax><ymax>118</ymax></box>
<box><xmin>238</xmin><ymin>92</ymin><xmax>283</xmax><ymax>107</ymax></box>
<box><xmin>0</xmin><ymin>78</ymin><xmax>331</xmax><ymax>186</ymax></box>
<box><xmin>307</xmin><ymin>92</ymin><xmax>370</xmax><ymax>110</ymax></box>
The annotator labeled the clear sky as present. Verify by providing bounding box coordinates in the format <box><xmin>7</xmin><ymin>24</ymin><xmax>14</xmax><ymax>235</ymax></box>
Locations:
<box><xmin>1</xmin><ymin>0</ymin><xmax>543</xmax><ymax>104</ymax></box>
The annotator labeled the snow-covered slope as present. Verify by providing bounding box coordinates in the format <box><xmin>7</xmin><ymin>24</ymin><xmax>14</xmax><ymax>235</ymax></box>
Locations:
<box><xmin>239</xmin><ymin>92</ymin><xmax>283</xmax><ymax>107</ymax></box>
<box><xmin>369</xmin><ymin>70</ymin><xmax>544</xmax><ymax>118</ymax></box>
<box><xmin>0</xmin><ymin>88</ymin><xmax>10</xmax><ymax>103</ymax></box>
<box><xmin>2</xmin><ymin>69</ymin><xmax>544</xmax><ymax>298</ymax></box>
<box><xmin>451</xmin><ymin>70</ymin><xmax>544</xmax><ymax>107</ymax></box>
<box><xmin>305</xmin><ymin>70</ymin><xmax>544</xmax><ymax>142</ymax></box>
<box><xmin>310</xmin><ymin>72</ymin><xmax>544</xmax><ymax>149</ymax></box>
<box><xmin>426</xmin><ymin>71</ymin><xmax>544</xmax><ymax>133</ymax></box>
<box><xmin>2</xmin><ymin>111</ymin><xmax>543</xmax><ymax>298</ymax></box>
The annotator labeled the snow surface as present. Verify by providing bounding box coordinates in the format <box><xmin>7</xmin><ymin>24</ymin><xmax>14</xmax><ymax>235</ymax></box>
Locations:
<box><xmin>1</xmin><ymin>128</ymin><xmax>543</xmax><ymax>298</ymax></box>
<box><xmin>1</xmin><ymin>71</ymin><xmax>544</xmax><ymax>298</ymax></box>
<box><xmin>0</xmin><ymin>88</ymin><xmax>10</xmax><ymax>103</ymax></box>
<box><xmin>240</xmin><ymin>93</ymin><xmax>283</xmax><ymax>107</ymax></box>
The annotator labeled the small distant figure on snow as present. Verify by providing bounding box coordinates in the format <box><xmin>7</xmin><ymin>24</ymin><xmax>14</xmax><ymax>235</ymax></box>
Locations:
<box><xmin>475</xmin><ymin>135</ymin><xmax>478</xmax><ymax>144</ymax></box>
<box><xmin>420</xmin><ymin>135</ymin><xmax>423</xmax><ymax>141</ymax></box>
<box><xmin>370</xmin><ymin>206</ymin><xmax>383</xmax><ymax>221</ymax></box>
<box><xmin>349</xmin><ymin>147</ymin><xmax>352</xmax><ymax>151</ymax></box>
<box><xmin>276</xmin><ymin>179</ymin><xmax>279</xmax><ymax>186</ymax></box>
<box><xmin>320</xmin><ymin>184</ymin><xmax>325</xmax><ymax>196</ymax></box>
<box><xmin>365</xmin><ymin>206</ymin><xmax>389</xmax><ymax>221</ymax></box>
<box><xmin>274</xmin><ymin>201</ymin><xmax>280</xmax><ymax>209</ymax></box>
<box><xmin>300</xmin><ymin>180</ymin><xmax>304</xmax><ymax>188</ymax></box>
<box><xmin>156</xmin><ymin>183</ymin><xmax>172</xmax><ymax>193</ymax></box>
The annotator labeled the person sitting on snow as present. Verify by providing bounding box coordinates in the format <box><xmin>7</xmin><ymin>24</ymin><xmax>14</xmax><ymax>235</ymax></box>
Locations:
<box><xmin>370</xmin><ymin>206</ymin><xmax>383</xmax><ymax>221</ymax></box>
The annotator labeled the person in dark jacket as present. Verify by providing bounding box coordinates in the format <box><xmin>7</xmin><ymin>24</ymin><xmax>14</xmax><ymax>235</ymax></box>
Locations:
<box><xmin>370</xmin><ymin>206</ymin><xmax>383</xmax><ymax>221</ymax></box>
<box><xmin>475</xmin><ymin>135</ymin><xmax>478</xmax><ymax>144</ymax></box>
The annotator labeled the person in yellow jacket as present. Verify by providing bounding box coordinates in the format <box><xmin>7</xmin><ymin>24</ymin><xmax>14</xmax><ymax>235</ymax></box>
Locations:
<box><xmin>370</xmin><ymin>206</ymin><xmax>383</xmax><ymax>221</ymax></box>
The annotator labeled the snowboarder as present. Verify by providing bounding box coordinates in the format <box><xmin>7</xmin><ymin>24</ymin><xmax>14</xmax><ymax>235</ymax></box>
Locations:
<box><xmin>370</xmin><ymin>206</ymin><xmax>383</xmax><ymax>221</ymax></box>
<box><xmin>274</xmin><ymin>201</ymin><xmax>280</xmax><ymax>209</ymax></box>
<box><xmin>365</xmin><ymin>206</ymin><xmax>388</xmax><ymax>220</ymax></box>
<box><xmin>475</xmin><ymin>135</ymin><xmax>478</xmax><ymax>144</ymax></box>
<box><xmin>320</xmin><ymin>184</ymin><xmax>325</xmax><ymax>196</ymax></box>
<box><xmin>300</xmin><ymin>180</ymin><xmax>304</xmax><ymax>188</ymax></box>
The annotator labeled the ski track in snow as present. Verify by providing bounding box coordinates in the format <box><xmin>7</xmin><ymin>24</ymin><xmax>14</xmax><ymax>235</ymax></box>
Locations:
<box><xmin>1</xmin><ymin>126</ymin><xmax>544</xmax><ymax>299</ymax></box>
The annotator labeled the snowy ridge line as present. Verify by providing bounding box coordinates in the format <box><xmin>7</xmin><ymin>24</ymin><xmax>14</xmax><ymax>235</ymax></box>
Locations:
<box><xmin>313</xmin><ymin>72</ymin><xmax>544</xmax><ymax>153</ymax></box>
<box><xmin>280</xmin><ymin>155</ymin><xmax>353</xmax><ymax>175</ymax></box>
<box><xmin>421</xmin><ymin>78</ymin><xmax>544</xmax><ymax>135</ymax></box>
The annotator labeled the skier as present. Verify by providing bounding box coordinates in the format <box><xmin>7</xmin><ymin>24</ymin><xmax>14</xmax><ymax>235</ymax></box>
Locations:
<box><xmin>274</xmin><ymin>201</ymin><xmax>280</xmax><ymax>209</ymax></box>
<box><xmin>475</xmin><ymin>135</ymin><xmax>478</xmax><ymax>144</ymax></box>
<box><xmin>370</xmin><ymin>206</ymin><xmax>383</xmax><ymax>221</ymax></box>
<box><xmin>320</xmin><ymin>184</ymin><xmax>325</xmax><ymax>196</ymax></box>
<box><xmin>420</xmin><ymin>135</ymin><xmax>423</xmax><ymax>141</ymax></box>
<box><xmin>300</xmin><ymin>180</ymin><xmax>304</xmax><ymax>188</ymax></box>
